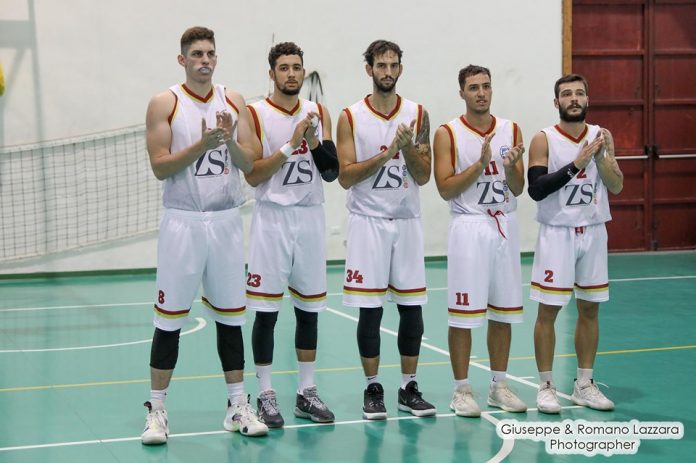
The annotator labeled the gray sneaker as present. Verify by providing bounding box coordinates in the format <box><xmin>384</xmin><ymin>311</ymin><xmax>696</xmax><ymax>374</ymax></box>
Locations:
<box><xmin>294</xmin><ymin>386</ymin><xmax>335</xmax><ymax>423</ymax></box>
<box><xmin>257</xmin><ymin>389</ymin><xmax>284</xmax><ymax>428</ymax></box>
<box><xmin>571</xmin><ymin>379</ymin><xmax>615</xmax><ymax>411</ymax></box>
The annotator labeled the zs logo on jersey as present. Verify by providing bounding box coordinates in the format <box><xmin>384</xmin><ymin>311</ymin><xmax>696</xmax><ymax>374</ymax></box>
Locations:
<box><xmin>281</xmin><ymin>159</ymin><xmax>313</xmax><ymax>185</ymax></box>
<box><xmin>563</xmin><ymin>182</ymin><xmax>595</xmax><ymax>206</ymax></box>
<box><xmin>195</xmin><ymin>148</ymin><xmax>230</xmax><ymax>177</ymax></box>
<box><xmin>372</xmin><ymin>145</ymin><xmax>408</xmax><ymax>190</ymax></box>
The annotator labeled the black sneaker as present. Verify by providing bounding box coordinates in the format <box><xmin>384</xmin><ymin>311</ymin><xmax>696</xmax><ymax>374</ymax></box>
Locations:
<box><xmin>397</xmin><ymin>381</ymin><xmax>436</xmax><ymax>417</ymax></box>
<box><xmin>257</xmin><ymin>389</ymin><xmax>284</xmax><ymax>428</ymax></box>
<box><xmin>294</xmin><ymin>386</ymin><xmax>335</xmax><ymax>423</ymax></box>
<box><xmin>363</xmin><ymin>382</ymin><xmax>387</xmax><ymax>420</ymax></box>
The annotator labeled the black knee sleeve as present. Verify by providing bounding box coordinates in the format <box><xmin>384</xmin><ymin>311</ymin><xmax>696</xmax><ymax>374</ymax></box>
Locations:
<box><xmin>295</xmin><ymin>307</ymin><xmax>318</xmax><ymax>350</ymax></box>
<box><xmin>397</xmin><ymin>305</ymin><xmax>424</xmax><ymax>357</ymax></box>
<box><xmin>216</xmin><ymin>322</ymin><xmax>245</xmax><ymax>371</ymax></box>
<box><xmin>252</xmin><ymin>311</ymin><xmax>278</xmax><ymax>364</ymax></box>
<box><xmin>357</xmin><ymin>307</ymin><xmax>383</xmax><ymax>358</ymax></box>
<box><xmin>150</xmin><ymin>327</ymin><xmax>181</xmax><ymax>370</ymax></box>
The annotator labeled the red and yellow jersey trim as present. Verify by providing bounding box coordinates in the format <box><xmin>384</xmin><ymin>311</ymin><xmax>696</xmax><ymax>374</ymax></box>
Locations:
<box><xmin>441</xmin><ymin>123</ymin><xmax>457</xmax><ymax>169</ymax></box>
<box><xmin>388</xmin><ymin>285</ymin><xmax>426</xmax><ymax>297</ymax></box>
<box><xmin>448</xmin><ymin>307</ymin><xmax>487</xmax><ymax>318</ymax></box>
<box><xmin>364</xmin><ymin>94</ymin><xmax>402</xmax><ymax>121</ymax></box>
<box><xmin>181</xmin><ymin>84</ymin><xmax>214</xmax><ymax>103</ymax></box>
<box><xmin>265</xmin><ymin>97</ymin><xmax>301</xmax><ymax>116</ymax></box>
<box><xmin>459</xmin><ymin>115</ymin><xmax>497</xmax><ymax>138</ymax></box>
<box><xmin>247</xmin><ymin>104</ymin><xmax>263</xmax><ymax>141</ymax></box>
<box><xmin>246</xmin><ymin>289</ymin><xmax>284</xmax><ymax>302</ymax></box>
<box><xmin>288</xmin><ymin>287</ymin><xmax>327</xmax><ymax>302</ymax></box>
<box><xmin>201</xmin><ymin>297</ymin><xmax>245</xmax><ymax>316</ymax></box>
<box><xmin>530</xmin><ymin>281</ymin><xmax>574</xmax><ymax>295</ymax></box>
<box><xmin>154</xmin><ymin>304</ymin><xmax>190</xmax><ymax>319</ymax></box>
<box><xmin>554</xmin><ymin>124</ymin><xmax>588</xmax><ymax>144</ymax></box>
<box><xmin>574</xmin><ymin>282</ymin><xmax>609</xmax><ymax>292</ymax></box>
<box><xmin>343</xmin><ymin>286</ymin><xmax>388</xmax><ymax>296</ymax></box>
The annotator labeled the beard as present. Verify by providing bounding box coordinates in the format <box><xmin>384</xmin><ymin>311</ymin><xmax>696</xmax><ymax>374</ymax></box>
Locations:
<box><xmin>373</xmin><ymin>75</ymin><xmax>398</xmax><ymax>93</ymax></box>
<box><xmin>278</xmin><ymin>83</ymin><xmax>301</xmax><ymax>96</ymax></box>
<box><xmin>559</xmin><ymin>103</ymin><xmax>587</xmax><ymax>122</ymax></box>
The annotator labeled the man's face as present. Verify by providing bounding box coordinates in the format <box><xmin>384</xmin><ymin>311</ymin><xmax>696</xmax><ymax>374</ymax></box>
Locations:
<box><xmin>271</xmin><ymin>54</ymin><xmax>305</xmax><ymax>96</ymax></box>
<box><xmin>460</xmin><ymin>73</ymin><xmax>492</xmax><ymax>115</ymax></box>
<box><xmin>556</xmin><ymin>81</ymin><xmax>589</xmax><ymax>122</ymax></box>
<box><xmin>367</xmin><ymin>50</ymin><xmax>402</xmax><ymax>93</ymax></box>
<box><xmin>179</xmin><ymin>40</ymin><xmax>217</xmax><ymax>82</ymax></box>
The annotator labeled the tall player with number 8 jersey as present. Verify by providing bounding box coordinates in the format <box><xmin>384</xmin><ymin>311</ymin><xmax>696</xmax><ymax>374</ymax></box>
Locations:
<box><xmin>337</xmin><ymin>40</ymin><xmax>435</xmax><ymax>420</ymax></box>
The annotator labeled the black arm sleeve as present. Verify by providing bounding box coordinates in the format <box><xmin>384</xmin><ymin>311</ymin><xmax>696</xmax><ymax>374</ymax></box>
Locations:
<box><xmin>527</xmin><ymin>162</ymin><xmax>580</xmax><ymax>201</ymax></box>
<box><xmin>311</xmin><ymin>140</ymin><xmax>339</xmax><ymax>182</ymax></box>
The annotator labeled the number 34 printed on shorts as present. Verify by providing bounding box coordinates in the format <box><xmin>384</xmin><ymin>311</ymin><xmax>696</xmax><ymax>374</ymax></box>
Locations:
<box><xmin>345</xmin><ymin>269</ymin><xmax>364</xmax><ymax>284</ymax></box>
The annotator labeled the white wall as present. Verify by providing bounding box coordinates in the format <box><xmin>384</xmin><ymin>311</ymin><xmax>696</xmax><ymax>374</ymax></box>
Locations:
<box><xmin>0</xmin><ymin>0</ymin><xmax>562</xmax><ymax>272</ymax></box>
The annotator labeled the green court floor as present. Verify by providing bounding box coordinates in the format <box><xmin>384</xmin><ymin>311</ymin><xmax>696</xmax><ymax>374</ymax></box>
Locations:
<box><xmin>0</xmin><ymin>252</ymin><xmax>694</xmax><ymax>462</ymax></box>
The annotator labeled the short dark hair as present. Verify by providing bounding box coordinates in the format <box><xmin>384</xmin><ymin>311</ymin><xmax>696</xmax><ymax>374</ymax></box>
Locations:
<box><xmin>363</xmin><ymin>40</ymin><xmax>403</xmax><ymax>66</ymax></box>
<box><xmin>458</xmin><ymin>65</ymin><xmax>491</xmax><ymax>88</ymax></box>
<box><xmin>180</xmin><ymin>26</ymin><xmax>215</xmax><ymax>55</ymax></box>
<box><xmin>554</xmin><ymin>74</ymin><xmax>588</xmax><ymax>98</ymax></box>
<box><xmin>268</xmin><ymin>42</ymin><xmax>304</xmax><ymax>69</ymax></box>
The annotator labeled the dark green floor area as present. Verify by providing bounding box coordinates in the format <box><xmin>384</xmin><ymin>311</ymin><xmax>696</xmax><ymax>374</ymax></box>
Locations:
<box><xmin>0</xmin><ymin>252</ymin><xmax>694</xmax><ymax>462</ymax></box>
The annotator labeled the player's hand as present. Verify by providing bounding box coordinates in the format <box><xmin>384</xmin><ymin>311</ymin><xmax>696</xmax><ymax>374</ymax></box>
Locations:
<box><xmin>574</xmin><ymin>131</ymin><xmax>604</xmax><ymax>169</ymax></box>
<box><xmin>503</xmin><ymin>143</ymin><xmax>525</xmax><ymax>169</ymax></box>
<box><xmin>395</xmin><ymin>120</ymin><xmax>416</xmax><ymax>149</ymax></box>
<box><xmin>201</xmin><ymin>118</ymin><xmax>228</xmax><ymax>151</ymax></box>
<box><xmin>303</xmin><ymin>111</ymin><xmax>321</xmax><ymax>149</ymax></box>
<box><xmin>216</xmin><ymin>111</ymin><xmax>236</xmax><ymax>143</ymax></box>
<box><xmin>479</xmin><ymin>132</ymin><xmax>494</xmax><ymax>168</ymax></box>
<box><xmin>290</xmin><ymin>117</ymin><xmax>311</xmax><ymax>149</ymax></box>
<box><xmin>596</xmin><ymin>128</ymin><xmax>614</xmax><ymax>160</ymax></box>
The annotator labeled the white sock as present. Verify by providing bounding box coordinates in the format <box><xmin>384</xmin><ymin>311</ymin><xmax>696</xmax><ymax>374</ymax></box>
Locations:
<box><xmin>366</xmin><ymin>375</ymin><xmax>379</xmax><ymax>386</ymax></box>
<box><xmin>491</xmin><ymin>370</ymin><xmax>507</xmax><ymax>385</ymax></box>
<box><xmin>226</xmin><ymin>382</ymin><xmax>245</xmax><ymax>404</ymax></box>
<box><xmin>401</xmin><ymin>373</ymin><xmax>417</xmax><ymax>389</ymax></box>
<box><xmin>150</xmin><ymin>388</ymin><xmax>168</xmax><ymax>406</ymax></box>
<box><xmin>577</xmin><ymin>368</ymin><xmax>593</xmax><ymax>383</ymax></box>
<box><xmin>453</xmin><ymin>378</ymin><xmax>469</xmax><ymax>391</ymax></box>
<box><xmin>255</xmin><ymin>364</ymin><xmax>273</xmax><ymax>392</ymax></box>
<box><xmin>539</xmin><ymin>371</ymin><xmax>553</xmax><ymax>384</ymax></box>
<box><xmin>297</xmin><ymin>361</ymin><xmax>316</xmax><ymax>394</ymax></box>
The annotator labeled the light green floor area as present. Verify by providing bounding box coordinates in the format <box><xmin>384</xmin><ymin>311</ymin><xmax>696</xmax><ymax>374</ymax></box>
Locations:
<box><xmin>0</xmin><ymin>252</ymin><xmax>694</xmax><ymax>462</ymax></box>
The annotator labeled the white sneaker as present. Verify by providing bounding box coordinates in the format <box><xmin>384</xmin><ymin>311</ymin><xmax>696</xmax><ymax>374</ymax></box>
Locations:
<box><xmin>450</xmin><ymin>384</ymin><xmax>481</xmax><ymax>417</ymax></box>
<box><xmin>141</xmin><ymin>401</ymin><xmax>169</xmax><ymax>445</ymax></box>
<box><xmin>223</xmin><ymin>395</ymin><xmax>269</xmax><ymax>437</ymax></box>
<box><xmin>537</xmin><ymin>381</ymin><xmax>561</xmax><ymax>414</ymax></box>
<box><xmin>487</xmin><ymin>381</ymin><xmax>527</xmax><ymax>412</ymax></box>
<box><xmin>571</xmin><ymin>379</ymin><xmax>615</xmax><ymax>411</ymax></box>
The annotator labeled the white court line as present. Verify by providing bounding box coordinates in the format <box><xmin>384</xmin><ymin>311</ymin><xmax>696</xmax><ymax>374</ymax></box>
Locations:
<box><xmin>1</xmin><ymin>274</ymin><xmax>694</xmax><ymax>313</ymax></box>
<box><xmin>0</xmin><ymin>318</ymin><xmax>206</xmax><ymax>353</ymax></box>
<box><xmin>0</xmin><ymin>406</ymin><xmax>583</xmax><ymax>453</ymax></box>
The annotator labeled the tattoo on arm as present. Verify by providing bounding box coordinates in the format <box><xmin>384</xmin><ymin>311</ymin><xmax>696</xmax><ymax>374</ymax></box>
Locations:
<box><xmin>415</xmin><ymin>111</ymin><xmax>431</xmax><ymax>157</ymax></box>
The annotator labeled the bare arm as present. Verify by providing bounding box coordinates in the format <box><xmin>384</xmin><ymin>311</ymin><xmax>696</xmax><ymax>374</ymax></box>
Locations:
<box><xmin>400</xmin><ymin>111</ymin><xmax>432</xmax><ymax>186</ymax></box>
<box><xmin>503</xmin><ymin>125</ymin><xmax>525</xmax><ymax>197</ymax></box>
<box><xmin>146</xmin><ymin>91</ymin><xmax>225</xmax><ymax>180</ymax></box>
<box><xmin>433</xmin><ymin>128</ymin><xmax>493</xmax><ymax>201</ymax></box>
<box><xmin>595</xmin><ymin>128</ymin><xmax>624</xmax><ymax>194</ymax></box>
<box><xmin>336</xmin><ymin>110</ymin><xmax>394</xmax><ymax>189</ymax></box>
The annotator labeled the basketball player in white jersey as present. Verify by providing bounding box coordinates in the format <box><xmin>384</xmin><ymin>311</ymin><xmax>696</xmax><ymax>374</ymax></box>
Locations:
<box><xmin>141</xmin><ymin>26</ymin><xmax>267</xmax><ymax>444</ymax></box>
<box><xmin>244</xmin><ymin>42</ymin><xmax>338</xmax><ymax>427</ymax></box>
<box><xmin>527</xmin><ymin>74</ymin><xmax>623</xmax><ymax>413</ymax></box>
<box><xmin>434</xmin><ymin>65</ymin><xmax>528</xmax><ymax>417</ymax></box>
<box><xmin>336</xmin><ymin>40</ymin><xmax>435</xmax><ymax>420</ymax></box>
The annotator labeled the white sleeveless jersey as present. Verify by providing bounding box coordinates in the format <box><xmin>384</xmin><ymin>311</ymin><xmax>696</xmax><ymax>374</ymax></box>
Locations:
<box><xmin>162</xmin><ymin>84</ymin><xmax>245</xmax><ymax>211</ymax></box>
<box><xmin>535</xmin><ymin>124</ymin><xmax>612</xmax><ymax>226</ymax></box>
<box><xmin>442</xmin><ymin>116</ymin><xmax>519</xmax><ymax>215</ymax></box>
<box><xmin>247</xmin><ymin>98</ymin><xmax>324</xmax><ymax>206</ymax></box>
<box><xmin>345</xmin><ymin>95</ymin><xmax>424</xmax><ymax>219</ymax></box>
